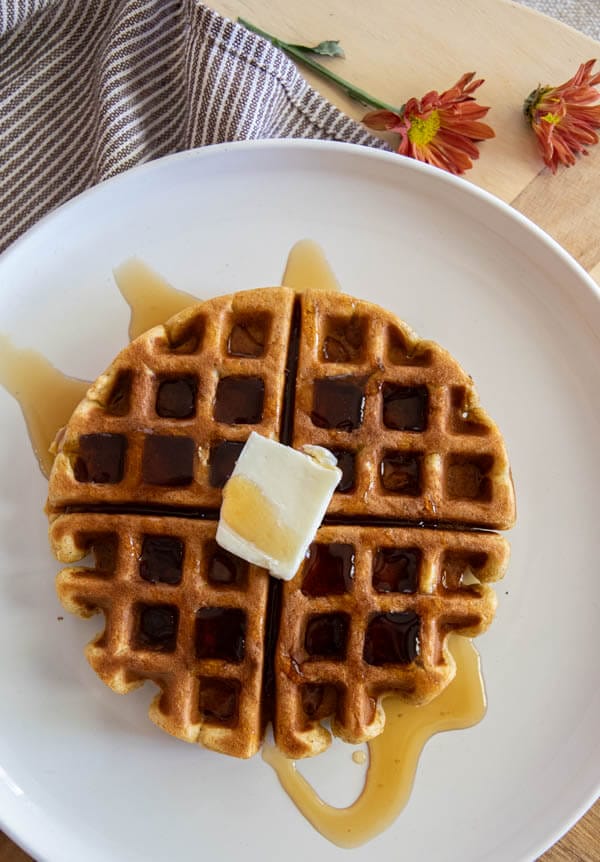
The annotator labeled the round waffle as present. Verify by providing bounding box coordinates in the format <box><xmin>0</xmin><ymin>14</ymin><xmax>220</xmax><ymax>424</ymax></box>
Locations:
<box><xmin>47</xmin><ymin>287</ymin><xmax>515</xmax><ymax>758</ymax></box>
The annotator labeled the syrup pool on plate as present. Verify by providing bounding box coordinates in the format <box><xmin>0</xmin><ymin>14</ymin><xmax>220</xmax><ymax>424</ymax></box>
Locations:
<box><xmin>113</xmin><ymin>257</ymin><xmax>199</xmax><ymax>340</ymax></box>
<box><xmin>263</xmin><ymin>634</ymin><xmax>485</xmax><ymax>848</ymax></box>
<box><xmin>0</xmin><ymin>334</ymin><xmax>89</xmax><ymax>477</ymax></box>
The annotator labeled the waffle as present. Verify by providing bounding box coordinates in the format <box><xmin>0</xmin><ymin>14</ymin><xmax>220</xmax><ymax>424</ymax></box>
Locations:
<box><xmin>50</xmin><ymin>512</ymin><xmax>270</xmax><ymax>758</ymax></box>
<box><xmin>274</xmin><ymin>524</ymin><xmax>508</xmax><ymax>758</ymax></box>
<box><xmin>293</xmin><ymin>292</ymin><xmax>515</xmax><ymax>528</ymax></box>
<box><xmin>47</xmin><ymin>286</ymin><xmax>515</xmax><ymax>759</ymax></box>
<box><xmin>48</xmin><ymin>288</ymin><xmax>295</xmax><ymax>512</ymax></box>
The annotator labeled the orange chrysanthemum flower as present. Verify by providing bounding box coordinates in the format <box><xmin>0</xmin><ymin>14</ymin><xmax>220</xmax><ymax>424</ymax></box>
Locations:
<box><xmin>524</xmin><ymin>59</ymin><xmax>600</xmax><ymax>173</ymax></box>
<box><xmin>363</xmin><ymin>73</ymin><xmax>494</xmax><ymax>175</ymax></box>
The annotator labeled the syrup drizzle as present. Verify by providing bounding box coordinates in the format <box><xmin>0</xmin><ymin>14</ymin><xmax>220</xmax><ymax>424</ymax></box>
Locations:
<box><xmin>113</xmin><ymin>258</ymin><xmax>199</xmax><ymax>341</ymax></box>
<box><xmin>0</xmin><ymin>334</ymin><xmax>89</xmax><ymax>477</ymax></box>
<box><xmin>262</xmin><ymin>634</ymin><xmax>485</xmax><ymax>848</ymax></box>
<box><xmin>282</xmin><ymin>239</ymin><xmax>340</xmax><ymax>292</ymax></box>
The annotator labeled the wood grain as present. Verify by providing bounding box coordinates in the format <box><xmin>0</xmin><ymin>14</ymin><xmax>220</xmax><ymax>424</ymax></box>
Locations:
<box><xmin>539</xmin><ymin>803</ymin><xmax>600</xmax><ymax>861</ymax></box>
<box><xmin>2</xmin><ymin>0</ymin><xmax>599</xmax><ymax>859</ymax></box>
<box><xmin>0</xmin><ymin>834</ymin><xmax>30</xmax><ymax>862</ymax></box>
<box><xmin>511</xmin><ymin>142</ymin><xmax>600</xmax><ymax>273</ymax></box>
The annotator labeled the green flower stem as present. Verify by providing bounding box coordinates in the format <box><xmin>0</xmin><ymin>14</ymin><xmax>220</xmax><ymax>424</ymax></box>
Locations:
<box><xmin>237</xmin><ymin>17</ymin><xmax>402</xmax><ymax>113</ymax></box>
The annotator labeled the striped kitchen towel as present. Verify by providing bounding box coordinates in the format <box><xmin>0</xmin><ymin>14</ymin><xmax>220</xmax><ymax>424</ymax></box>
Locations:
<box><xmin>0</xmin><ymin>0</ymin><xmax>385</xmax><ymax>253</ymax></box>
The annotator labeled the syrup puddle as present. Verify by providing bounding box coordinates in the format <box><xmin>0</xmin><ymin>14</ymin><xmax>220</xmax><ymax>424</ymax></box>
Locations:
<box><xmin>282</xmin><ymin>239</ymin><xmax>340</xmax><ymax>292</ymax></box>
<box><xmin>1</xmin><ymin>241</ymin><xmax>486</xmax><ymax>847</ymax></box>
<box><xmin>0</xmin><ymin>335</ymin><xmax>89</xmax><ymax>478</ymax></box>
<box><xmin>113</xmin><ymin>258</ymin><xmax>199</xmax><ymax>340</ymax></box>
<box><xmin>262</xmin><ymin>635</ymin><xmax>485</xmax><ymax>848</ymax></box>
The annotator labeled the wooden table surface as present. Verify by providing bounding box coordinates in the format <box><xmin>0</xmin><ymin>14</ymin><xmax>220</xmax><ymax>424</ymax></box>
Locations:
<box><xmin>2</xmin><ymin>0</ymin><xmax>599</xmax><ymax>859</ymax></box>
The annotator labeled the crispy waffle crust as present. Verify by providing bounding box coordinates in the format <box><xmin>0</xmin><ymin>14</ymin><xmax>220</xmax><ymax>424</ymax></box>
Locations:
<box><xmin>47</xmin><ymin>287</ymin><xmax>515</xmax><ymax>759</ymax></box>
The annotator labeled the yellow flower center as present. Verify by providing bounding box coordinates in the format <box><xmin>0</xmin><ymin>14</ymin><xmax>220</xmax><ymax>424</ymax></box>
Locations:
<box><xmin>541</xmin><ymin>112</ymin><xmax>561</xmax><ymax>125</ymax></box>
<box><xmin>407</xmin><ymin>110</ymin><xmax>441</xmax><ymax>146</ymax></box>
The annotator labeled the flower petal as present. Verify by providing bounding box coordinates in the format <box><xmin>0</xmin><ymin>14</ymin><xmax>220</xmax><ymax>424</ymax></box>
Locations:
<box><xmin>362</xmin><ymin>109</ymin><xmax>403</xmax><ymax>131</ymax></box>
<box><xmin>524</xmin><ymin>59</ymin><xmax>600</xmax><ymax>171</ymax></box>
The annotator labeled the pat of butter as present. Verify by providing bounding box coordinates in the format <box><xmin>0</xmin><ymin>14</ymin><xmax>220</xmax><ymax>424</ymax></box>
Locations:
<box><xmin>216</xmin><ymin>432</ymin><xmax>341</xmax><ymax>579</ymax></box>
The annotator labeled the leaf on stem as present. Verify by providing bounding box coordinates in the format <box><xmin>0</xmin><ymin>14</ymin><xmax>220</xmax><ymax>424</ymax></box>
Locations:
<box><xmin>289</xmin><ymin>39</ymin><xmax>345</xmax><ymax>58</ymax></box>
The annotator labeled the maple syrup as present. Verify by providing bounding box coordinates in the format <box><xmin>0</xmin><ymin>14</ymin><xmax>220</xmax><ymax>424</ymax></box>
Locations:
<box><xmin>136</xmin><ymin>604</ymin><xmax>179</xmax><ymax>652</ymax></box>
<box><xmin>281</xmin><ymin>239</ymin><xmax>340</xmax><ymax>292</ymax></box>
<box><xmin>363</xmin><ymin>611</ymin><xmax>421</xmax><ymax>665</ymax></box>
<box><xmin>382</xmin><ymin>383</ymin><xmax>429</xmax><ymax>431</ymax></box>
<box><xmin>195</xmin><ymin>607</ymin><xmax>246</xmax><ymax>662</ymax></box>
<box><xmin>380</xmin><ymin>451</ymin><xmax>423</xmax><ymax>495</ymax></box>
<box><xmin>0</xmin><ymin>334</ymin><xmax>90</xmax><ymax>477</ymax></box>
<box><xmin>214</xmin><ymin>376</ymin><xmax>265</xmax><ymax>424</ymax></box>
<box><xmin>141</xmin><ymin>435</ymin><xmax>195</xmax><ymax>486</ymax></box>
<box><xmin>208</xmin><ymin>440</ymin><xmax>245</xmax><ymax>488</ymax></box>
<box><xmin>301</xmin><ymin>542</ymin><xmax>355</xmax><ymax>596</ymax></box>
<box><xmin>199</xmin><ymin>678</ymin><xmax>240</xmax><ymax>724</ymax></box>
<box><xmin>304</xmin><ymin>613</ymin><xmax>349</xmax><ymax>659</ymax></box>
<box><xmin>227</xmin><ymin>315</ymin><xmax>269</xmax><ymax>357</ymax></box>
<box><xmin>139</xmin><ymin>536</ymin><xmax>184</xmax><ymax>585</ymax></box>
<box><xmin>311</xmin><ymin>376</ymin><xmax>366</xmax><ymax>431</ymax></box>
<box><xmin>155</xmin><ymin>376</ymin><xmax>198</xmax><ymax>418</ymax></box>
<box><xmin>372</xmin><ymin>547</ymin><xmax>420</xmax><ymax>594</ymax></box>
<box><xmin>221</xmin><ymin>476</ymin><xmax>301</xmax><ymax>569</ymax></box>
<box><xmin>74</xmin><ymin>432</ymin><xmax>126</xmax><ymax>484</ymax></box>
<box><xmin>207</xmin><ymin>544</ymin><xmax>249</xmax><ymax>587</ymax></box>
<box><xmin>0</xmin><ymin>261</ymin><xmax>200</xmax><ymax>479</ymax></box>
<box><xmin>327</xmin><ymin>448</ymin><xmax>356</xmax><ymax>493</ymax></box>
<box><xmin>263</xmin><ymin>634</ymin><xmax>486</xmax><ymax>848</ymax></box>
<box><xmin>113</xmin><ymin>258</ymin><xmax>199</xmax><ymax>340</ymax></box>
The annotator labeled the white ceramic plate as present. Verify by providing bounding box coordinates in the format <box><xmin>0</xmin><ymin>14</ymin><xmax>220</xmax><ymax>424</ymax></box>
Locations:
<box><xmin>0</xmin><ymin>141</ymin><xmax>599</xmax><ymax>862</ymax></box>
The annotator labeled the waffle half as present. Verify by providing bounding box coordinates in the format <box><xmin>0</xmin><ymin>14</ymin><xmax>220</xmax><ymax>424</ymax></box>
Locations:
<box><xmin>47</xmin><ymin>286</ymin><xmax>515</xmax><ymax>758</ymax></box>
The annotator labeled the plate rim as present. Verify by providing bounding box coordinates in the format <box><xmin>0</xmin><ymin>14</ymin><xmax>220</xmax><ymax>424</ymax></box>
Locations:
<box><xmin>2</xmin><ymin>138</ymin><xmax>599</xmax><ymax>306</ymax></box>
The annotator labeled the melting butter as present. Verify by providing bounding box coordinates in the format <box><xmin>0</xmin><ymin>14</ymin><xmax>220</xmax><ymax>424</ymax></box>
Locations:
<box><xmin>0</xmin><ymin>334</ymin><xmax>90</xmax><ymax>478</ymax></box>
<box><xmin>282</xmin><ymin>239</ymin><xmax>340</xmax><ymax>293</ymax></box>
<box><xmin>113</xmin><ymin>258</ymin><xmax>199</xmax><ymax>340</ymax></box>
<box><xmin>262</xmin><ymin>635</ymin><xmax>485</xmax><ymax>848</ymax></box>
